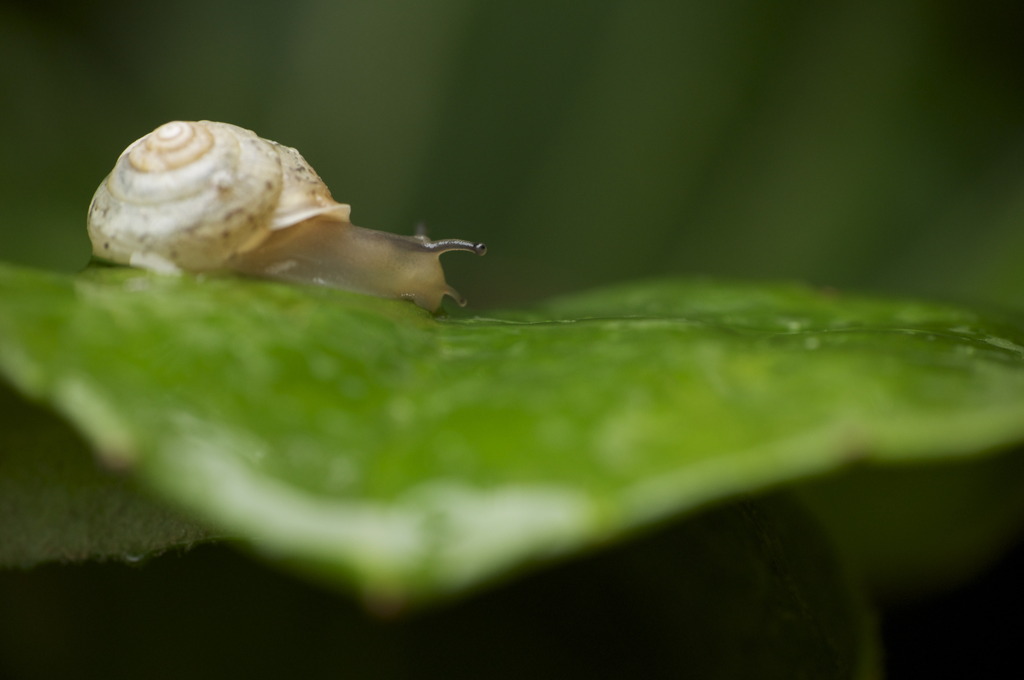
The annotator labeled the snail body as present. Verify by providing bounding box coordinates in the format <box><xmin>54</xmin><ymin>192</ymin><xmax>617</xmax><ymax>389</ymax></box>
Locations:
<box><xmin>87</xmin><ymin>121</ymin><xmax>485</xmax><ymax>311</ymax></box>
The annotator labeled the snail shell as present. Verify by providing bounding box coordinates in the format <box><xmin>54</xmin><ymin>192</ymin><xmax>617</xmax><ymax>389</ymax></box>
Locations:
<box><xmin>87</xmin><ymin>120</ymin><xmax>485</xmax><ymax>311</ymax></box>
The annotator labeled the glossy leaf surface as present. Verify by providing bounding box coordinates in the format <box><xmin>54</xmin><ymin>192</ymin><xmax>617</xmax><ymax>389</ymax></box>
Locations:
<box><xmin>1</xmin><ymin>263</ymin><xmax>1023</xmax><ymax>600</ymax></box>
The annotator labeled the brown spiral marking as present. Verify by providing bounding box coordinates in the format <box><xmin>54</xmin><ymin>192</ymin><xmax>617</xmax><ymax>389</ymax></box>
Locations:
<box><xmin>127</xmin><ymin>121</ymin><xmax>215</xmax><ymax>173</ymax></box>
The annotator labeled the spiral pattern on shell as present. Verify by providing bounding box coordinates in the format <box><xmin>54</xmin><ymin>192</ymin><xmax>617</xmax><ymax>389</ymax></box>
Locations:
<box><xmin>127</xmin><ymin>120</ymin><xmax>217</xmax><ymax>173</ymax></box>
<box><xmin>87</xmin><ymin>121</ymin><xmax>349</xmax><ymax>272</ymax></box>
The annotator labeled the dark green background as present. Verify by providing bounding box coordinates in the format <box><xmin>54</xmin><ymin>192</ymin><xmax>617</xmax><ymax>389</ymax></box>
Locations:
<box><xmin>2</xmin><ymin>0</ymin><xmax>1023</xmax><ymax>311</ymax></box>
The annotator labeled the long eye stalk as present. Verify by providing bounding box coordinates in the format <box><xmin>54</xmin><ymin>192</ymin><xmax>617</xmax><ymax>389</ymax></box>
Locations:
<box><xmin>422</xmin><ymin>239</ymin><xmax>487</xmax><ymax>256</ymax></box>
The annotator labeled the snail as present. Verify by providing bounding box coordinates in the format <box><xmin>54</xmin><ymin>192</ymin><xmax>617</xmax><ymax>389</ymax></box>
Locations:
<box><xmin>87</xmin><ymin>120</ymin><xmax>486</xmax><ymax>311</ymax></box>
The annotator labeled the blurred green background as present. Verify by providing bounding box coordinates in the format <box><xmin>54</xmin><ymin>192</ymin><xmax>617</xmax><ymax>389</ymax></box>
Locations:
<box><xmin>2</xmin><ymin>0</ymin><xmax>1023</xmax><ymax>310</ymax></box>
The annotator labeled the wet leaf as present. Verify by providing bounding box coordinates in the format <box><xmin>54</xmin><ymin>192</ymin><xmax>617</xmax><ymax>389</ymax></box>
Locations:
<box><xmin>1</xmin><ymin>263</ymin><xmax>1023</xmax><ymax>601</ymax></box>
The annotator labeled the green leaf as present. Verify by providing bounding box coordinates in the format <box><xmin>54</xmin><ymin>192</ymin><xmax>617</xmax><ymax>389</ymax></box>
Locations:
<box><xmin>0</xmin><ymin>495</ymin><xmax>878</xmax><ymax>679</ymax></box>
<box><xmin>0</xmin><ymin>493</ymin><xmax>880</xmax><ymax>680</ymax></box>
<box><xmin>1</xmin><ymin>262</ymin><xmax>1023</xmax><ymax>602</ymax></box>
<box><xmin>0</xmin><ymin>381</ymin><xmax>214</xmax><ymax>567</ymax></box>
<box><xmin>798</xmin><ymin>449</ymin><xmax>1024</xmax><ymax>600</ymax></box>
